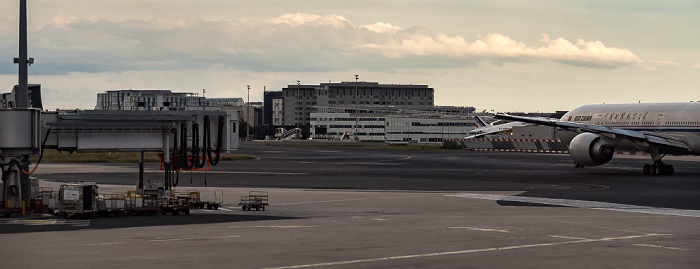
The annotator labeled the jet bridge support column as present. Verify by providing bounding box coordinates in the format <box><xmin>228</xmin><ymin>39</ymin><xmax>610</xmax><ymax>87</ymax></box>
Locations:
<box><xmin>2</xmin><ymin>163</ymin><xmax>25</xmax><ymax>212</ymax></box>
<box><xmin>0</xmin><ymin>109</ymin><xmax>41</xmax><ymax>215</ymax></box>
<box><xmin>163</xmin><ymin>130</ymin><xmax>171</xmax><ymax>190</ymax></box>
<box><xmin>138</xmin><ymin>151</ymin><xmax>144</xmax><ymax>190</ymax></box>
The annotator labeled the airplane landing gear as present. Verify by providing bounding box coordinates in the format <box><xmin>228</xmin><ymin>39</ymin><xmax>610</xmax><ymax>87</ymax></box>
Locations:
<box><xmin>643</xmin><ymin>160</ymin><xmax>674</xmax><ymax>176</ymax></box>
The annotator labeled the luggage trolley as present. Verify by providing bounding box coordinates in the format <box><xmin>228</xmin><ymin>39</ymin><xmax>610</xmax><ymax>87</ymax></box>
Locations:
<box><xmin>238</xmin><ymin>191</ymin><xmax>269</xmax><ymax>211</ymax></box>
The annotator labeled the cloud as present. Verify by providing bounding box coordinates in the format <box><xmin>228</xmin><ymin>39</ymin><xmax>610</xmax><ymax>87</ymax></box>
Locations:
<box><xmin>0</xmin><ymin>12</ymin><xmax>646</xmax><ymax>76</ymax></box>
<box><xmin>639</xmin><ymin>60</ymin><xmax>682</xmax><ymax>71</ymax></box>
<box><xmin>266</xmin><ymin>13</ymin><xmax>351</xmax><ymax>28</ymax></box>
<box><xmin>360</xmin><ymin>32</ymin><xmax>642</xmax><ymax>68</ymax></box>
<box><xmin>361</xmin><ymin>22</ymin><xmax>404</xmax><ymax>34</ymax></box>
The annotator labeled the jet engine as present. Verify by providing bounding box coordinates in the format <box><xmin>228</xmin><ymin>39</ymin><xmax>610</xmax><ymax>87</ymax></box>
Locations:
<box><xmin>568</xmin><ymin>133</ymin><xmax>614</xmax><ymax>167</ymax></box>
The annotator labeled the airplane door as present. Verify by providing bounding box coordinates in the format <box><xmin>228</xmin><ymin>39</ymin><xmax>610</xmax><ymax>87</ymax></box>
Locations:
<box><xmin>595</xmin><ymin>114</ymin><xmax>604</xmax><ymax>125</ymax></box>
<box><xmin>655</xmin><ymin>113</ymin><xmax>664</xmax><ymax>132</ymax></box>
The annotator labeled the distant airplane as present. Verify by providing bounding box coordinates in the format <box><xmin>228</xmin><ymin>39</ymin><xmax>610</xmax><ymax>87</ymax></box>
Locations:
<box><xmin>466</xmin><ymin>115</ymin><xmax>527</xmax><ymax>138</ymax></box>
<box><xmin>495</xmin><ymin>102</ymin><xmax>700</xmax><ymax>175</ymax></box>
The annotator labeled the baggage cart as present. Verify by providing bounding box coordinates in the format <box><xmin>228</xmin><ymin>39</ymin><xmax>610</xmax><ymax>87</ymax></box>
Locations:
<box><xmin>159</xmin><ymin>194</ymin><xmax>193</xmax><ymax>215</ymax></box>
<box><xmin>125</xmin><ymin>193</ymin><xmax>159</xmax><ymax>216</ymax></box>
<box><xmin>188</xmin><ymin>190</ymin><xmax>222</xmax><ymax>209</ymax></box>
<box><xmin>238</xmin><ymin>191</ymin><xmax>268</xmax><ymax>211</ymax></box>
<box><xmin>97</xmin><ymin>193</ymin><xmax>125</xmax><ymax>217</ymax></box>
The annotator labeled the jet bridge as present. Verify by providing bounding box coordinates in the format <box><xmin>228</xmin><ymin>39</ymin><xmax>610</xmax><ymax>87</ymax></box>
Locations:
<box><xmin>0</xmin><ymin>108</ymin><xmax>239</xmax><ymax>215</ymax></box>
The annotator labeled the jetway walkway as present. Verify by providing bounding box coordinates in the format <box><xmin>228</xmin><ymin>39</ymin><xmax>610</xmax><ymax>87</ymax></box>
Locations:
<box><xmin>444</xmin><ymin>138</ymin><xmax>569</xmax><ymax>153</ymax></box>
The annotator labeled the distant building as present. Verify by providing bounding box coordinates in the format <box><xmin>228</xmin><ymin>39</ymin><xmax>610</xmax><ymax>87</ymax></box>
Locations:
<box><xmin>208</xmin><ymin>98</ymin><xmax>244</xmax><ymax>107</ymax></box>
<box><xmin>263</xmin><ymin>91</ymin><xmax>284</xmax><ymax>136</ymax></box>
<box><xmin>95</xmin><ymin>89</ymin><xmax>206</xmax><ymax>111</ymax></box>
<box><xmin>283</xmin><ymin>81</ymin><xmax>434</xmax><ymax>127</ymax></box>
<box><xmin>310</xmin><ymin>110</ymin><xmax>476</xmax><ymax>144</ymax></box>
<box><xmin>223</xmin><ymin>102</ymin><xmax>263</xmax><ymax>128</ymax></box>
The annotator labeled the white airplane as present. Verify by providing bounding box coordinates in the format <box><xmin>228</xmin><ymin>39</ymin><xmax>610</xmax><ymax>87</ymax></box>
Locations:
<box><xmin>466</xmin><ymin>115</ymin><xmax>527</xmax><ymax>138</ymax></box>
<box><xmin>495</xmin><ymin>102</ymin><xmax>700</xmax><ymax>175</ymax></box>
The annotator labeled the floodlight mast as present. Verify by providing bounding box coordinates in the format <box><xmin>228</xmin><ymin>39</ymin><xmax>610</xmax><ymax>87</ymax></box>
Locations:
<box><xmin>0</xmin><ymin>0</ymin><xmax>32</xmax><ymax>216</ymax></box>
<box><xmin>16</xmin><ymin>0</ymin><xmax>29</xmax><ymax>108</ymax></box>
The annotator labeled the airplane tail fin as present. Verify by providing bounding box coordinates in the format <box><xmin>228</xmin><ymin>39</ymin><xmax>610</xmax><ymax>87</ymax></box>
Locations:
<box><xmin>474</xmin><ymin>116</ymin><xmax>488</xmax><ymax>128</ymax></box>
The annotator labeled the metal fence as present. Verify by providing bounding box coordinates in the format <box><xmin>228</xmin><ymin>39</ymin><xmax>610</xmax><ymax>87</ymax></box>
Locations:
<box><xmin>444</xmin><ymin>138</ymin><xmax>569</xmax><ymax>153</ymax></box>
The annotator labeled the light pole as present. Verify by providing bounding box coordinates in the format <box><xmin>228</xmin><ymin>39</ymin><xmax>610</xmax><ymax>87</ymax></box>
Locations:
<box><xmin>296</xmin><ymin>80</ymin><xmax>300</xmax><ymax>129</ymax></box>
<box><xmin>354</xmin><ymin>75</ymin><xmax>359</xmax><ymax>140</ymax></box>
<box><xmin>262</xmin><ymin>86</ymin><xmax>266</xmax><ymax>138</ymax></box>
<box><xmin>247</xmin><ymin>85</ymin><xmax>250</xmax><ymax>141</ymax></box>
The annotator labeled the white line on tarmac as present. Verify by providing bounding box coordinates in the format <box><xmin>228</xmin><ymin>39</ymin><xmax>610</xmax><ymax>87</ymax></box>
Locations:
<box><xmin>633</xmin><ymin>244</ymin><xmax>689</xmax><ymax>251</ymax></box>
<box><xmin>549</xmin><ymin>235</ymin><xmax>587</xmax><ymax>240</ymax></box>
<box><xmin>446</xmin><ymin>193</ymin><xmax>700</xmax><ymax>217</ymax></box>
<box><xmin>275</xmin><ymin>196</ymin><xmax>417</xmax><ymax>206</ymax></box>
<box><xmin>85</xmin><ymin>242</ymin><xmax>125</xmax><ymax>246</ymax></box>
<box><xmin>229</xmin><ymin>225</ymin><xmax>318</xmax><ymax>229</ymax></box>
<box><xmin>264</xmin><ymin>233</ymin><xmax>670</xmax><ymax>269</ymax></box>
<box><xmin>205</xmin><ymin>171</ymin><xmax>308</xmax><ymax>175</ymax></box>
<box><xmin>451</xmin><ymin>227</ymin><xmax>511</xmax><ymax>233</ymax></box>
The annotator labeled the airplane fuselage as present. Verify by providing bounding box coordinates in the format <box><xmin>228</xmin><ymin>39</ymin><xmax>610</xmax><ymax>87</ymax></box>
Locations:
<box><xmin>557</xmin><ymin>102</ymin><xmax>700</xmax><ymax>154</ymax></box>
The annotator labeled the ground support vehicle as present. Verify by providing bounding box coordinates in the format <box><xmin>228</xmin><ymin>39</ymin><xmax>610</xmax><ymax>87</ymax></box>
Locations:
<box><xmin>39</xmin><ymin>187</ymin><xmax>58</xmax><ymax>215</ymax></box>
<box><xmin>57</xmin><ymin>182</ymin><xmax>99</xmax><ymax>218</ymax></box>
<box><xmin>238</xmin><ymin>191</ymin><xmax>269</xmax><ymax>211</ymax></box>
<box><xmin>188</xmin><ymin>190</ymin><xmax>223</xmax><ymax>209</ymax></box>
<box><xmin>0</xmin><ymin>206</ymin><xmax>21</xmax><ymax>218</ymax></box>
<box><xmin>159</xmin><ymin>194</ymin><xmax>193</xmax><ymax>215</ymax></box>
<box><xmin>97</xmin><ymin>193</ymin><xmax>125</xmax><ymax>217</ymax></box>
<box><xmin>125</xmin><ymin>195</ymin><xmax>159</xmax><ymax>216</ymax></box>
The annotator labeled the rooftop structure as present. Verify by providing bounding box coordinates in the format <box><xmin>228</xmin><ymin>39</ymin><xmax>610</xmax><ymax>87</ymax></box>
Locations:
<box><xmin>95</xmin><ymin>89</ymin><xmax>206</xmax><ymax>111</ymax></box>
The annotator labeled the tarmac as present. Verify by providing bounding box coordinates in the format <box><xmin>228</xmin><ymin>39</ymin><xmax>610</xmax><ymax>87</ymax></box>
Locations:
<box><xmin>1</xmin><ymin>141</ymin><xmax>699</xmax><ymax>268</ymax></box>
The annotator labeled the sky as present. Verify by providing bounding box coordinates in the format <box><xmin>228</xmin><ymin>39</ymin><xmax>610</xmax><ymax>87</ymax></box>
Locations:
<box><xmin>0</xmin><ymin>0</ymin><xmax>698</xmax><ymax>112</ymax></box>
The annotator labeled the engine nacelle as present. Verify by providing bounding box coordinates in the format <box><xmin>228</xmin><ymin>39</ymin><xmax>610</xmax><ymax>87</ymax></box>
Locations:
<box><xmin>568</xmin><ymin>133</ymin><xmax>614</xmax><ymax>167</ymax></box>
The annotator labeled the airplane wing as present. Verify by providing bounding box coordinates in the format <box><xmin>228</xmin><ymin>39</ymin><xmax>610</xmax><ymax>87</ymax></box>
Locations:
<box><xmin>465</xmin><ymin>130</ymin><xmax>500</xmax><ymax>139</ymax></box>
<box><xmin>494</xmin><ymin>113</ymin><xmax>692</xmax><ymax>151</ymax></box>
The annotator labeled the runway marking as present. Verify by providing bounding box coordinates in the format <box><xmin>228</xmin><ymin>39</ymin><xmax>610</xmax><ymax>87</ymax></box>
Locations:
<box><xmin>1</xmin><ymin>219</ymin><xmax>90</xmax><ymax>226</ymax></box>
<box><xmin>446</xmin><ymin>193</ymin><xmax>700</xmax><ymax>218</ymax></box>
<box><xmin>202</xmin><ymin>171</ymin><xmax>308</xmax><ymax>175</ymax></box>
<box><xmin>217</xmin><ymin>207</ymin><xmax>233</xmax><ymax>212</ymax></box>
<box><xmin>85</xmin><ymin>242</ymin><xmax>125</xmax><ymax>246</ymax></box>
<box><xmin>264</xmin><ymin>233</ymin><xmax>669</xmax><ymax>269</ymax></box>
<box><xmin>451</xmin><ymin>227</ymin><xmax>511</xmax><ymax>233</ymax></box>
<box><xmin>379</xmin><ymin>156</ymin><xmax>412</xmax><ymax>162</ymax></box>
<box><xmin>214</xmin><ymin>235</ymin><xmax>242</xmax><ymax>239</ymax></box>
<box><xmin>229</xmin><ymin>225</ymin><xmax>318</xmax><ymax>229</ymax></box>
<box><xmin>9</xmin><ymin>220</ymin><xmax>57</xmax><ymax>225</ymax></box>
<box><xmin>371</xmin><ymin>218</ymin><xmax>389</xmax><ymax>221</ymax></box>
<box><xmin>150</xmin><ymin>238</ymin><xmax>195</xmax><ymax>242</ymax></box>
<box><xmin>275</xmin><ymin>196</ymin><xmax>414</xmax><ymax>206</ymax></box>
<box><xmin>549</xmin><ymin>235</ymin><xmax>587</xmax><ymax>240</ymax></box>
<box><xmin>633</xmin><ymin>244</ymin><xmax>688</xmax><ymax>251</ymax></box>
<box><xmin>149</xmin><ymin>235</ymin><xmax>241</xmax><ymax>242</ymax></box>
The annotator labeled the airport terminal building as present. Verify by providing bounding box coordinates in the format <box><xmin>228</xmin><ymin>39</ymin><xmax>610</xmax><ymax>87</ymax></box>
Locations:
<box><xmin>310</xmin><ymin>106</ymin><xmax>477</xmax><ymax>144</ymax></box>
